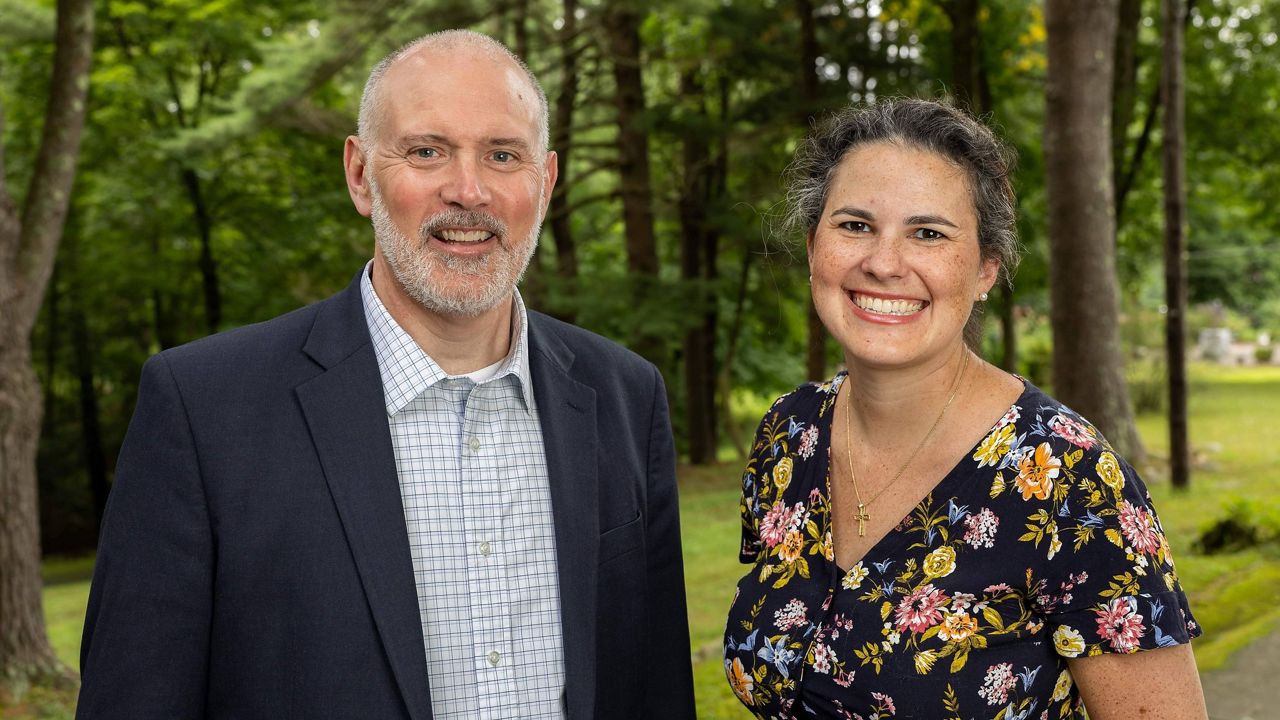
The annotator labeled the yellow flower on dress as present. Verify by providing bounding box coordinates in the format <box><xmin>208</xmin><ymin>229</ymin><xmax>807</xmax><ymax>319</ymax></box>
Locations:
<box><xmin>773</xmin><ymin>457</ymin><xmax>794</xmax><ymax>492</ymax></box>
<box><xmin>973</xmin><ymin>424</ymin><xmax>1015</xmax><ymax>467</ymax></box>
<box><xmin>1016</xmin><ymin>442</ymin><xmax>1061</xmax><ymax>501</ymax></box>
<box><xmin>1052</xmin><ymin>669</ymin><xmax>1074</xmax><ymax>701</ymax></box>
<box><xmin>938</xmin><ymin>612</ymin><xmax>978</xmax><ymax>642</ymax></box>
<box><xmin>778</xmin><ymin>530</ymin><xmax>804</xmax><ymax>563</ymax></box>
<box><xmin>726</xmin><ymin>656</ymin><xmax>754</xmax><ymax>705</ymax></box>
<box><xmin>839</xmin><ymin>561</ymin><xmax>870</xmax><ymax>589</ymax></box>
<box><xmin>841</xmin><ymin>562</ymin><xmax>869</xmax><ymax>590</ymax></box>
<box><xmin>922</xmin><ymin>546</ymin><xmax>957</xmax><ymax>579</ymax></box>
<box><xmin>1096</xmin><ymin>451</ymin><xmax>1124</xmax><ymax>494</ymax></box>
<box><xmin>1053</xmin><ymin>625</ymin><xmax>1086</xmax><ymax>657</ymax></box>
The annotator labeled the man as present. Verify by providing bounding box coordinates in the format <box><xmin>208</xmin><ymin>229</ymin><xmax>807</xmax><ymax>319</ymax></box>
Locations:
<box><xmin>77</xmin><ymin>30</ymin><xmax>695</xmax><ymax>719</ymax></box>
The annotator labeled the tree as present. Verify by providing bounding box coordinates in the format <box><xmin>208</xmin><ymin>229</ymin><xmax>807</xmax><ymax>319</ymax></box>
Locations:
<box><xmin>796</xmin><ymin>0</ymin><xmax>827</xmax><ymax>381</ymax></box>
<box><xmin>0</xmin><ymin>0</ymin><xmax>94</xmax><ymax>697</ymax></box>
<box><xmin>601</xmin><ymin>0</ymin><xmax>662</xmax><ymax>367</ymax></box>
<box><xmin>1162</xmin><ymin>0</ymin><xmax>1189</xmax><ymax>489</ymax></box>
<box><xmin>1044</xmin><ymin>0</ymin><xmax>1145</xmax><ymax>461</ymax></box>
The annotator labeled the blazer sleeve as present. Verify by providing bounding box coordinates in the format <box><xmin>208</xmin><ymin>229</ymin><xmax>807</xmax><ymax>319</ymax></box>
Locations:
<box><xmin>77</xmin><ymin>354</ymin><xmax>214</xmax><ymax>719</ymax></box>
<box><xmin>640</xmin><ymin>365</ymin><xmax>697</xmax><ymax>718</ymax></box>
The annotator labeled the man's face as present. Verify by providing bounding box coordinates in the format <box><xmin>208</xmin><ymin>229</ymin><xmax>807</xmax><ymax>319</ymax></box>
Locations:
<box><xmin>348</xmin><ymin>46</ymin><xmax>556</xmax><ymax>318</ymax></box>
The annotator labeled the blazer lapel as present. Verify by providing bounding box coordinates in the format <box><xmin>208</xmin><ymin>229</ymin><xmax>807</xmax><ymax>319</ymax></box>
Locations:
<box><xmin>295</xmin><ymin>274</ymin><xmax>433</xmax><ymax>720</ymax></box>
<box><xmin>529</xmin><ymin>314</ymin><xmax>600</xmax><ymax>718</ymax></box>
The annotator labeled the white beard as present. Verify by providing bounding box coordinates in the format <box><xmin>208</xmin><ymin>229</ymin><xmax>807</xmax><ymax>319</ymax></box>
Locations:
<box><xmin>369</xmin><ymin>179</ymin><xmax>542</xmax><ymax>317</ymax></box>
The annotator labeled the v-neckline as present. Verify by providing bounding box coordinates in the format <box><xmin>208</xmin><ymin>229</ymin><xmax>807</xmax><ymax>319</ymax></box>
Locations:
<box><xmin>825</xmin><ymin>372</ymin><xmax>1032</xmax><ymax>576</ymax></box>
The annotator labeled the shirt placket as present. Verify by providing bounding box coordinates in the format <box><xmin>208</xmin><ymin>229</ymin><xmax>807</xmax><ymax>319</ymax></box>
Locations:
<box><xmin>459</xmin><ymin>381</ymin><xmax>515</xmax><ymax>718</ymax></box>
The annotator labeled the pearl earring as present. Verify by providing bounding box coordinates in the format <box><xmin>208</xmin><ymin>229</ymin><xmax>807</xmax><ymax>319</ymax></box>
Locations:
<box><xmin>978</xmin><ymin>292</ymin><xmax>989</xmax><ymax>302</ymax></box>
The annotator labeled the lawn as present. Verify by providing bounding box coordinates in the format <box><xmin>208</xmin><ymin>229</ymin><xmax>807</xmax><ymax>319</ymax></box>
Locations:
<box><xmin>11</xmin><ymin>363</ymin><xmax>1280</xmax><ymax>719</ymax></box>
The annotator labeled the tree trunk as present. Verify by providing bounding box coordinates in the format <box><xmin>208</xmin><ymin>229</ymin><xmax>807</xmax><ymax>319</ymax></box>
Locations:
<box><xmin>602</xmin><ymin>1</ymin><xmax>662</xmax><ymax>366</ymax></box>
<box><xmin>1113</xmin><ymin>0</ymin><xmax>1142</xmax><ymax>219</ymax></box>
<box><xmin>66</xmin><ymin>230</ymin><xmax>109</xmax><ymax>529</ymax></box>
<box><xmin>679</xmin><ymin>68</ymin><xmax>717</xmax><ymax>465</ymax></box>
<box><xmin>999</xmin><ymin>283</ymin><xmax>1018</xmax><ymax>372</ymax></box>
<box><xmin>1044</xmin><ymin>0</ymin><xmax>1145</xmax><ymax>462</ymax></box>
<box><xmin>796</xmin><ymin>0</ymin><xmax>827</xmax><ymax>380</ymax></box>
<box><xmin>548</xmin><ymin>0</ymin><xmax>580</xmax><ymax>322</ymax></box>
<box><xmin>1162</xmin><ymin>0</ymin><xmax>1190</xmax><ymax>489</ymax></box>
<box><xmin>945</xmin><ymin>0</ymin><xmax>982</xmax><ymax>111</ymax></box>
<box><xmin>0</xmin><ymin>0</ymin><xmax>95</xmax><ymax>698</ymax></box>
<box><xmin>182</xmin><ymin>167</ymin><xmax>221</xmax><ymax>335</ymax></box>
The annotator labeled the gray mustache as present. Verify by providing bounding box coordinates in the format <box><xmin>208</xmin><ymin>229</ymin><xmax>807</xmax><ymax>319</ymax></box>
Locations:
<box><xmin>419</xmin><ymin>209</ymin><xmax>507</xmax><ymax>240</ymax></box>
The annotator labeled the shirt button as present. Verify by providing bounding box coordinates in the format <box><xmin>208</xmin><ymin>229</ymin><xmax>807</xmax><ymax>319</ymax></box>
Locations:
<box><xmin>487</xmin><ymin>650</ymin><xmax>501</xmax><ymax>666</ymax></box>
<box><xmin>479</xmin><ymin>541</ymin><xmax>491</xmax><ymax>556</ymax></box>
<box><xmin>468</xmin><ymin>437</ymin><xmax>481</xmax><ymax>453</ymax></box>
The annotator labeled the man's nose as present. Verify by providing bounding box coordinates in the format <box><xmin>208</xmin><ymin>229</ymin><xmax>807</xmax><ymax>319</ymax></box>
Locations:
<box><xmin>439</xmin><ymin>154</ymin><xmax>492</xmax><ymax>208</ymax></box>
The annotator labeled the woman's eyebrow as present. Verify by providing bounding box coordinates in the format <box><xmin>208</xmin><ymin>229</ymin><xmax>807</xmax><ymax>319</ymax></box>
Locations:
<box><xmin>905</xmin><ymin>214</ymin><xmax>958</xmax><ymax>228</ymax></box>
<box><xmin>829</xmin><ymin>206</ymin><xmax>875</xmax><ymax>219</ymax></box>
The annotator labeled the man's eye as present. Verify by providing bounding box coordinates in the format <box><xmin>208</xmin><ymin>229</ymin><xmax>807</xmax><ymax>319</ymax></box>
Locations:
<box><xmin>912</xmin><ymin>228</ymin><xmax>945</xmax><ymax>240</ymax></box>
<box><xmin>491</xmin><ymin>150</ymin><xmax>514</xmax><ymax>163</ymax></box>
<box><xmin>413</xmin><ymin>148</ymin><xmax>438</xmax><ymax>159</ymax></box>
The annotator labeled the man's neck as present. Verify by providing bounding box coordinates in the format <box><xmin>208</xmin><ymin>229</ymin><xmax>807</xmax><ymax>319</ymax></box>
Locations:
<box><xmin>370</xmin><ymin>260</ymin><xmax>514</xmax><ymax>376</ymax></box>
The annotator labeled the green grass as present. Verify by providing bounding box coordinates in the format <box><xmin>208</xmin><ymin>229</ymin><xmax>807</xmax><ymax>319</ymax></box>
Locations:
<box><xmin>15</xmin><ymin>363</ymin><xmax>1280</xmax><ymax>719</ymax></box>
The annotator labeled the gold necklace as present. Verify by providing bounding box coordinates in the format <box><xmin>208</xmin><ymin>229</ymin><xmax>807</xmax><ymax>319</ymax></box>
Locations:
<box><xmin>842</xmin><ymin>350</ymin><xmax>970</xmax><ymax>537</ymax></box>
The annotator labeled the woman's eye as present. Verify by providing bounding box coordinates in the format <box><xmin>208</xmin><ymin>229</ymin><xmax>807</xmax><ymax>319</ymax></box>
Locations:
<box><xmin>839</xmin><ymin>221</ymin><xmax>870</xmax><ymax>233</ymax></box>
<box><xmin>912</xmin><ymin>228</ymin><xmax>946</xmax><ymax>240</ymax></box>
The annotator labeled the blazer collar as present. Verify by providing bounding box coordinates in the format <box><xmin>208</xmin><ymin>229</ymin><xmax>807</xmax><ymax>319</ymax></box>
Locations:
<box><xmin>297</xmin><ymin>270</ymin><xmax>435</xmax><ymax>720</ymax></box>
<box><xmin>528</xmin><ymin>313</ymin><xmax>601</xmax><ymax>718</ymax></box>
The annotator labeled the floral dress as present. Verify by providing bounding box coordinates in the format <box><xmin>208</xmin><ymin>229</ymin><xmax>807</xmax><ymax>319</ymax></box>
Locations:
<box><xmin>724</xmin><ymin>373</ymin><xmax>1200</xmax><ymax>719</ymax></box>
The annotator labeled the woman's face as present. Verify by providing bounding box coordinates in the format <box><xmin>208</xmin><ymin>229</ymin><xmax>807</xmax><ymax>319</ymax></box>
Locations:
<box><xmin>807</xmin><ymin>141</ymin><xmax>1000</xmax><ymax>373</ymax></box>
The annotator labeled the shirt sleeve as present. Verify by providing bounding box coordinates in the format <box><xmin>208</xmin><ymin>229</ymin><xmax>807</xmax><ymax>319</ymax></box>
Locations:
<box><xmin>1035</xmin><ymin>436</ymin><xmax>1201</xmax><ymax>658</ymax></box>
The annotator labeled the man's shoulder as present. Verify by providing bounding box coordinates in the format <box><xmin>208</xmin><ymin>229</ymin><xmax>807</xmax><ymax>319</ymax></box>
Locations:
<box><xmin>146</xmin><ymin>282</ymin><xmax>364</xmax><ymax>391</ymax></box>
<box><xmin>527</xmin><ymin>310</ymin><xmax>655</xmax><ymax>378</ymax></box>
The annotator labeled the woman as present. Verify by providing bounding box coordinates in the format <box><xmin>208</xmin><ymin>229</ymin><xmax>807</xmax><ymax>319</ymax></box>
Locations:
<box><xmin>724</xmin><ymin>99</ymin><xmax>1207</xmax><ymax>719</ymax></box>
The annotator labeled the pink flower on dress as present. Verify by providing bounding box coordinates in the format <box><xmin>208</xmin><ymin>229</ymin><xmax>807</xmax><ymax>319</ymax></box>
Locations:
<box><xmin>964</xmin><ymin>507</ymin><xmax>1000</xmax><ymax>549</ymax></box>
<box><xmin>978</xmin><ymin>662</ymin><xmax>1017</xmax><ymax>705</ymax></box>
<box><xmin>797</xmin><ymin>424</ymin><xmax>820</xmax><ymax>460</ymax></box>
<box><xmin>1118</xmin><ymin>501</ymin><xmax>1162</xmax><ymax>555</ymax></box>
<box><xmin>1048</xmin><ymin>413</ymin><xmax>1098</xmax><ymax>449</ymax></box>
<box><xmin>774</xmin><ymin>598</ymin><xmax>809</xmax><ymax>631</ymax></box>
<box><xmin>760</xmin><ymin>503</ymin><xmax>794</xmax><ymax>548</ymax></box>
<box><xmin>871</xmin><ymin>691</ymin><xmax>896</xmax><ymax>715</ymax></box>
<box><xmin>894</xmin><ymin>584</ymin><xmax>949</xmax><ymax>634</ymax></box>
<box><xmin>1095</xmin><ymin>596</ymin><xmax>1145</xmax><ymax>652</ymax></box>
<box><xmin>811</xmin><ymin>643</ymin><xmax>837</xmax><ymax>674</ymax></box>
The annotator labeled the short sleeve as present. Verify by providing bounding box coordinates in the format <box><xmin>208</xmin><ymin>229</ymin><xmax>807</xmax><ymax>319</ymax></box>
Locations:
<box><xmin>739</xmin><ymin>410</ymin><xmax>772</xmax><ymax>564</ymax></box>
<box><xmin>1037</xmin><ymin>440</ymin><xmax>1201</xmax><ymax>657</ymax></box>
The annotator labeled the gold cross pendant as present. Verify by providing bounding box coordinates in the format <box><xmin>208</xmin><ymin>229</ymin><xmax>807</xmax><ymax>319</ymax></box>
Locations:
<box><xmin>855</xmin><ymin>503</ymin><xmax>870</xmax><ymax>537</ymax></box>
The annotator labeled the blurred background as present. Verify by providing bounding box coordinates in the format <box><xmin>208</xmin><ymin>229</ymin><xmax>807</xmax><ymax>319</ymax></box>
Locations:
<box><xmin>1</xmin><ymin>0</ymin><xmax>1278</xmax><ymax>717</ymax></box>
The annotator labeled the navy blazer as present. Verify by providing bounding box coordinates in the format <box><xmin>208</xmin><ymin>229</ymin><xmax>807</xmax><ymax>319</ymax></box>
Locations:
<box><xmin>77</xmin><ymin>271</ymin><xmax>696</xmax><ymax>719</ymax></box>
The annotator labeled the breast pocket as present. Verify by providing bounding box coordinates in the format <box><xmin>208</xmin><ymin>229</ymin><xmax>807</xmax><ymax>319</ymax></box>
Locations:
<box><xmin>598</xmin><ymin>511</ymin><xmax>643</xmax><ymax>564</ymax></box>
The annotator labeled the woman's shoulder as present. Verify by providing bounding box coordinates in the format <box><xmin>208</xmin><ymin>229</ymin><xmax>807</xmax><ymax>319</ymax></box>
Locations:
<box><xmin>1007</xmin><ymin>381</ymin><xmax>1119</xmax><ymax>459</ymax></box>
<box><xmin>758</xmin><ymin>372</ymin><xmax>847</xmax><ymax>424</ymax></box>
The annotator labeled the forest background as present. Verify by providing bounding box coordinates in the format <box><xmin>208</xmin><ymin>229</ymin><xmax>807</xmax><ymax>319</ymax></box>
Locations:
<box><xmin>2</xmin><ymin>0</ymin><xmax>1280</xmax><ymax>714</ymax></box>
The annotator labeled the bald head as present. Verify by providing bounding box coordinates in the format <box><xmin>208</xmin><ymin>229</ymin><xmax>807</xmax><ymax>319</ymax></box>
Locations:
<box><xmin>356</xmin><ymin>30</ymin><xmax>549</xmax><ymax>154</ymax></box>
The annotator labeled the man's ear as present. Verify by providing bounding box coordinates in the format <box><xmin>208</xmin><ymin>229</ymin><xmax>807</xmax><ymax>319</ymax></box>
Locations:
<box><xmin>344</xmin><ymin>136</ymin><xmax>373</xmax><ymax>217</ymax></box>
<box><xmin>542</xmin><ymin>150</ymin><xmax>559</xmax><ymax>216</ymax></box>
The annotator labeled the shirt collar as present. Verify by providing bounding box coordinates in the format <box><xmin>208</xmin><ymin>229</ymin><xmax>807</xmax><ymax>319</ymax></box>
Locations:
<box><xmin>360</xmin><ymin>261</ymin><xmax>536</xmax><ymax>416</ymax></box>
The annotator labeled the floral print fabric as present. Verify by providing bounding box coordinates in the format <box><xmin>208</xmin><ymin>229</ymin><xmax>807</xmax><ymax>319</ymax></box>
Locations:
<box><xmin>724</xmin><ymin>374</ymin><xmax>1200</xmax><ymax>719</ymax></box>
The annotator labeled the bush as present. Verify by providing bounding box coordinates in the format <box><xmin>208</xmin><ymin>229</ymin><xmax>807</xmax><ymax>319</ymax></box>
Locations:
<box><xmin>1256</xmin><ymin>345</ymin><xmax>1274</xmax><ymax>364</ymax></box>
<box><xmin>1194</xmin><ymin>498</ymin><xmax>1280</xmax><ymax>554</ymax></box>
